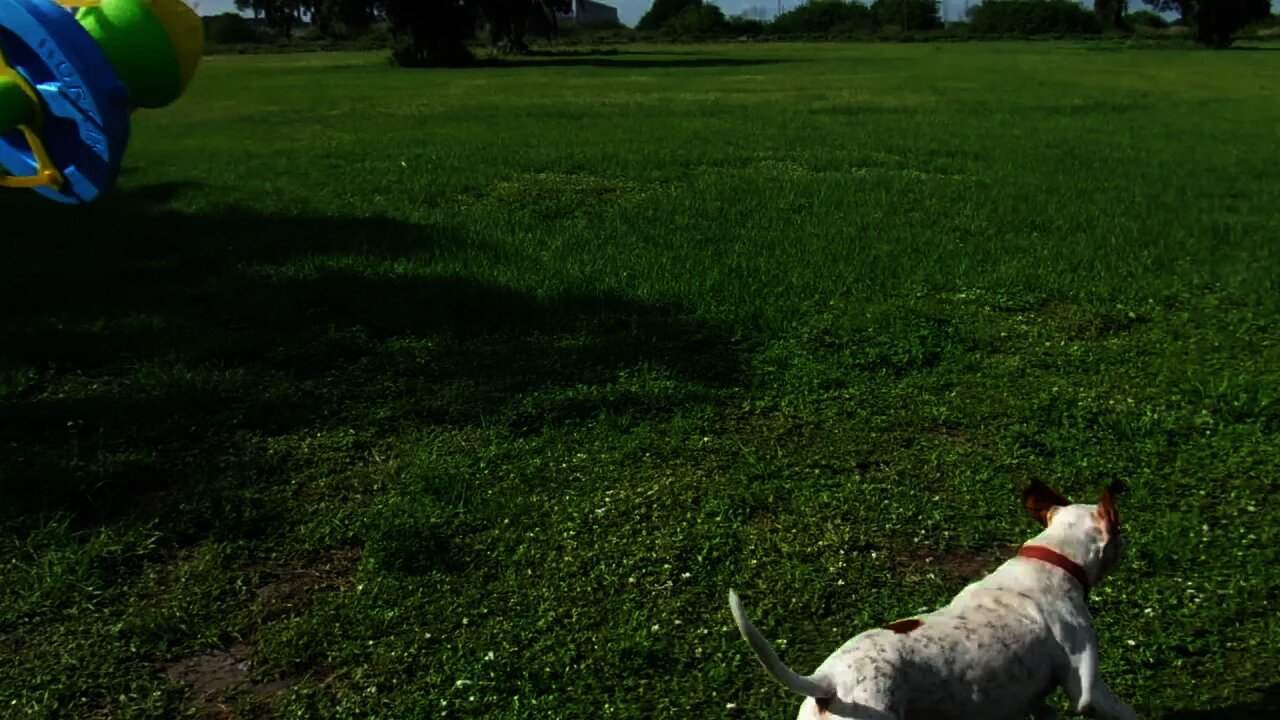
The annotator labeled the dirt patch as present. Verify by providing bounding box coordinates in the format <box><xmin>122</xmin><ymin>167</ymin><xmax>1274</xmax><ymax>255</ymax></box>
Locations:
<box><xmin>750</xmin><ymin>158</ymin><xmax>817</xmax><ymax>178</ymax></box>
<box><xmin>750</xmin><ymin>514</ymin><xmax>779</xmax><ymax>532</ymax></box>
<box><xmin>164</xmin><ymin>642</ymin><xmax>254</xmax><ymax>714</ymax></box>
<box><xmin>243</xmin><ymin>676</ymin><xmax>307</xmax><ymax>699</ymax></box>
<box><xmin>132</xmin><ymin>486</ymin><xmax>180</xmax><ymax>518</ymax></box>
<box><xmin>162</xmin><ymin>549</ymin><xmax>359</xmax><ymax>716</ymax></box>
<box><xmin>892</xmin><ymin>544</ymin><xmax>1018</xmax><ymax>585</ymax></box>
<box><xmin>164</xmin><ymin>642</ymin><xmax>309</xmax><ymax>718</ymax></box>
<box><xmin>253</xmin><ymin>547</ymin><xmax>361</xmax><ymax>619</ymax></box>
<box><xmin>849</xmin><ymin>166</ymin><xmax>974</xmax><ymax>182</ymax></box>
<box><xmin>720</xmin><ymin>410</ymin><xmax>827</xmax><ymax>447</ymax></box>
<box><xmin>923</xmin><ymin>425</ymin><xmax>975</xmax><ymax>445</ymax></box>
<box><xmin>921</xmin><ymin>425</ymin><xmax>992</xmax><ymax>452</ymax></box>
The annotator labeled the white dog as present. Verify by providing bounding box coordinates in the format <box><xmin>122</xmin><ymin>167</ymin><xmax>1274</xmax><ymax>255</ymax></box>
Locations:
<box><xmin>729</xmin><ymin>480</ymin><xmax>1139</xmax><ymax>720</ymax></box>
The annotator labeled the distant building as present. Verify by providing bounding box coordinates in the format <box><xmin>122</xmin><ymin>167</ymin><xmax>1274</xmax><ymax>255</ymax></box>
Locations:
<box><xmin>558</xmin><ymin>0</ymin><xmax>620</xmax><ymax>26</ymax></box>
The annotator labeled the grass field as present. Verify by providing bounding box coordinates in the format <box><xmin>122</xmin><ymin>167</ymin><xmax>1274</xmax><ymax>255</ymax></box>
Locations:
<box><xmin>2</xmin><ymin>42</ymin><xmax>1278</xmax><ymax>718</ymax></box>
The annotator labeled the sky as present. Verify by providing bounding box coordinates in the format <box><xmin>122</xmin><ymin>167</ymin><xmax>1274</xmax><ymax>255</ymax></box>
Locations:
<box><xmin>199</xmin><ymin>0</ymin><xmax>1267</xmax><ymax>28</ymax></box>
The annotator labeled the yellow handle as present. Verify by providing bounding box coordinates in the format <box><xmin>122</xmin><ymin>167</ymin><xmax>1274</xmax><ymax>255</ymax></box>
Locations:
<box><xmin>0</xmin><ymin>47</ymin><xmax>64</xmax><ymax>190</ymax></box>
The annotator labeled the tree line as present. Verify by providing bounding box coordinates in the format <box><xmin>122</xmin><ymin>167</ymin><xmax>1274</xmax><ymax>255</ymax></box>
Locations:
<box><xmin>210</xmin><ymin>0</ymin><xmax>1276</xmax><ymax>64</ymax></box>
<box><xmin>231</xmin><ymin>0</ymin><xmax>378</xmax><ymax>38</ymax></box>
<box><xmin>221</xmin><ymin>0</ymin><xmax>571</xmax><ymax>56</ymax></box>
<box><xmin>638</xmin><ymin>0</ymin><xmax>1272</xmax><ymax>46</ymax></box>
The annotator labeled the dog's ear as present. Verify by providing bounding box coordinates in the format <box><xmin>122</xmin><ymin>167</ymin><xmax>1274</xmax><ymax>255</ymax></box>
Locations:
<box><xmin>1096</xmin><ymin>483</ymin><xmax>1120</xmax><ymax>532</ymax></box>
<box><xmin>1023</xmin><ymin>479</ymin><xmax>1071</xmax><ymax>525</ymax></box>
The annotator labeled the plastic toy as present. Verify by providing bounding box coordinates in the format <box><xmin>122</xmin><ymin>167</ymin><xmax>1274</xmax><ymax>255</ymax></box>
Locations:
<box><xmin>0</xmin><ymin>0</ymin><xmax>202</xmax><ymax>203</ymax></box>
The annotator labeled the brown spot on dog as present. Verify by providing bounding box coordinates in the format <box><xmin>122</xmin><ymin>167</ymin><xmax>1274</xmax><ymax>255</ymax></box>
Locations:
<box><xmin>816</xmin><ymin>696</ymin><xmax>832</xmax><ymax>716</ymax></box>
<box><xmin>883</xmin><ymin>618</ymin><xmax>924</xmax><ymax>634</ymax></box>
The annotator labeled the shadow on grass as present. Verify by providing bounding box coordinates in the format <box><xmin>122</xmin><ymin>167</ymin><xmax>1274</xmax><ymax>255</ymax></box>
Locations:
<box><xmin>0</xmin><ymin>184</ymin><xmax>743</xmax><ymax>530</ymax></box>
<box><xmin>472</xmin><ymin>56</ymin><xmax>785</xmax><ymax>69</ymax></box>
<box><xmin>1160</xmin><ymin>683</ymin><xmax>1280</xmax><ymax>719</ymax></box>
<box><xmin>521</xmin><ymin>48</ymin><xmax>699</xmax><ymax>57</ymax></box>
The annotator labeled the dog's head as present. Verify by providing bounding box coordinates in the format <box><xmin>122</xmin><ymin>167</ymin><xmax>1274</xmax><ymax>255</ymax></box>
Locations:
<box><xmin>1023</xmin><ymin>479</ymin><xmax>1126</xmax><ymax>586</ymax></box>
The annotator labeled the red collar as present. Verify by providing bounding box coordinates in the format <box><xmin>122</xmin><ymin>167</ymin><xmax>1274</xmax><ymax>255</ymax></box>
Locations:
<box><xmin>1018</xmin><ymin>544</ymin><xmax>1091</xmax><ymax>595</ymax></box>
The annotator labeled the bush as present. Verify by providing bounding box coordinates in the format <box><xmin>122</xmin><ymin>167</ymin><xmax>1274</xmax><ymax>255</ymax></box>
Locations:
<box><xmin>552</xmin><ymin>22</ymin><xmax>642</xmax><ymax>45</ymax></box>
<box><xmin>206</xmin><ymin>13</ymin><xmax>259</xmax><ymax>45</ymax></box>
<box><xmin>726</xmin><ymin>16</ymin><xmax>767</xmax><ymax>36</ymax></box>
<box><xmin>355</xmin><ymin>28</ymin><xmax>396</xmax><ymax>50</ymax></box>
<box><xmin>870</xmin><ymin>0</ymin><xmax>943</xmax><ymax>31</ymax></box>
<box><xmin>1257</xmin><ymin>15</ymin><xmax>1280</xmax><ymax>38</ymax></box>
<box><xmin>969</xmin><ymin>0</ymin><xmax>1102</xmax><ymax>36</ymax></box>
<box><xmin>769</xmin><ymin>0</ymin><xmax>875</xmax><ymax>35</ymax></box>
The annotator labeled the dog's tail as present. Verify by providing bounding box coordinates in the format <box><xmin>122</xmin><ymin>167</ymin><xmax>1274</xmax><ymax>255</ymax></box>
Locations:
<box><xmin>728</xmin><ymin>589</ymin><xmax>836</xmax><ymax>700</ymax></box>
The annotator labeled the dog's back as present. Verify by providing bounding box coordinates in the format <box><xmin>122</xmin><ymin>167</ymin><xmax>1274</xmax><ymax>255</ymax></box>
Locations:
<box><xmin>809</xmin><ymin>575</ymin><xmax>1066</xmax><ymax>720</ymax></box>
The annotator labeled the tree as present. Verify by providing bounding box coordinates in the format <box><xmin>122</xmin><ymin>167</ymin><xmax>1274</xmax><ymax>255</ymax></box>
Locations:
<box><xmin>869</xmin><ymin>0</ymin><xmax>943</xmax><ymax>30</ymax></box>
<box><xmin>314</xmin><ymin>0</ymin><xmax>379</xmax><ymax>36</ymax></box>
<box><xmin>1143</xmin><ymin>0</ymin><xmax>1272</xmax><ymax>46</ymax></box>
<box><xmin>638</xmin><ymin>0</ymin><xmax>702</xmax><ymax>31</ymax></box>
<box><xmin>637</xmin><ymin>0</ymin><xmax>736</xmax><ymax>35</ymax></box>
<box><xmin>968</xmin><ymin>0</ymin><xmax>1101</xmax><ymax>35</ymax></box>
<box><xmin>384</xmin><ymin>0</ymin><xmax>477</xmax><ymax>66</ymax></box>
<box><xmin>476</xmin><ymin>0</ymin><xmax>568</xmax><ymax>53</ymax></box>
<box><xmin>232</xmin><ymin>0</ymin><xmax>388</xmax><ymax>38</ymax></box>
<box><xmin>726</xmin><ymin>14</ymin><xmax>767</xmax><ymax>34</ymax></box>
<box><xmin>384</xmin><ymin>0</ymin><xmax>571</xmax><ymax>66</ymax></box>
<box><xmin>1094</xmin><ymin>0</ymin><xmax>1128</xmax><ymax>29</ymax></box>
<box><xmin>668</xmin><ymin>3</ymin><xmax>728</xmax><ymax>34</ymax></box>
<box><xmin>1125</xmin><ymin>8</ymin><xmax>1169</xmax><ymax>27</ymax></box>
<box><xmin>208</xmin><ymin>12</ymin><xmax>260</xmax><ymax>43</ymax></box>
<box><xmin>769</xmin><ymin>0</ymin><xmax>875</xmax><ymax>34</ymax></box>
<box><xmin>234</xmin><ymin>0</ymin><xmax>306</xmax><ymax>38</ymax></box>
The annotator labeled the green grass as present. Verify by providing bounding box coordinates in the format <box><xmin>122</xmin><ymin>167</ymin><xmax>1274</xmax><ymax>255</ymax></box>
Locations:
<box><xmin>1</xmin><ymin>42</ymin><xmax>1278</xmax><ymax>718</ymax></box>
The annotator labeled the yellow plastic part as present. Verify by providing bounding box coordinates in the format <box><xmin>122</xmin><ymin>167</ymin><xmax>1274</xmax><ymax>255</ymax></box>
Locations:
<box><xmin>147</xmin><ymin>0</ymin><xmax>204</xmax><ymax>99</ymax></box>
<box><xmin>0</xmin><ymin>46</ymin><xmax>63</xmax><ymax>190</ymax></box>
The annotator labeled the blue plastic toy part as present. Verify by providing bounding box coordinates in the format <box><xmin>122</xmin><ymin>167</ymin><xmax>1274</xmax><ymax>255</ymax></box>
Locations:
<box><xmin>0</xmin><ymin>0</ymin><xmax>131</xmax><ymax>203</ymax></box>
